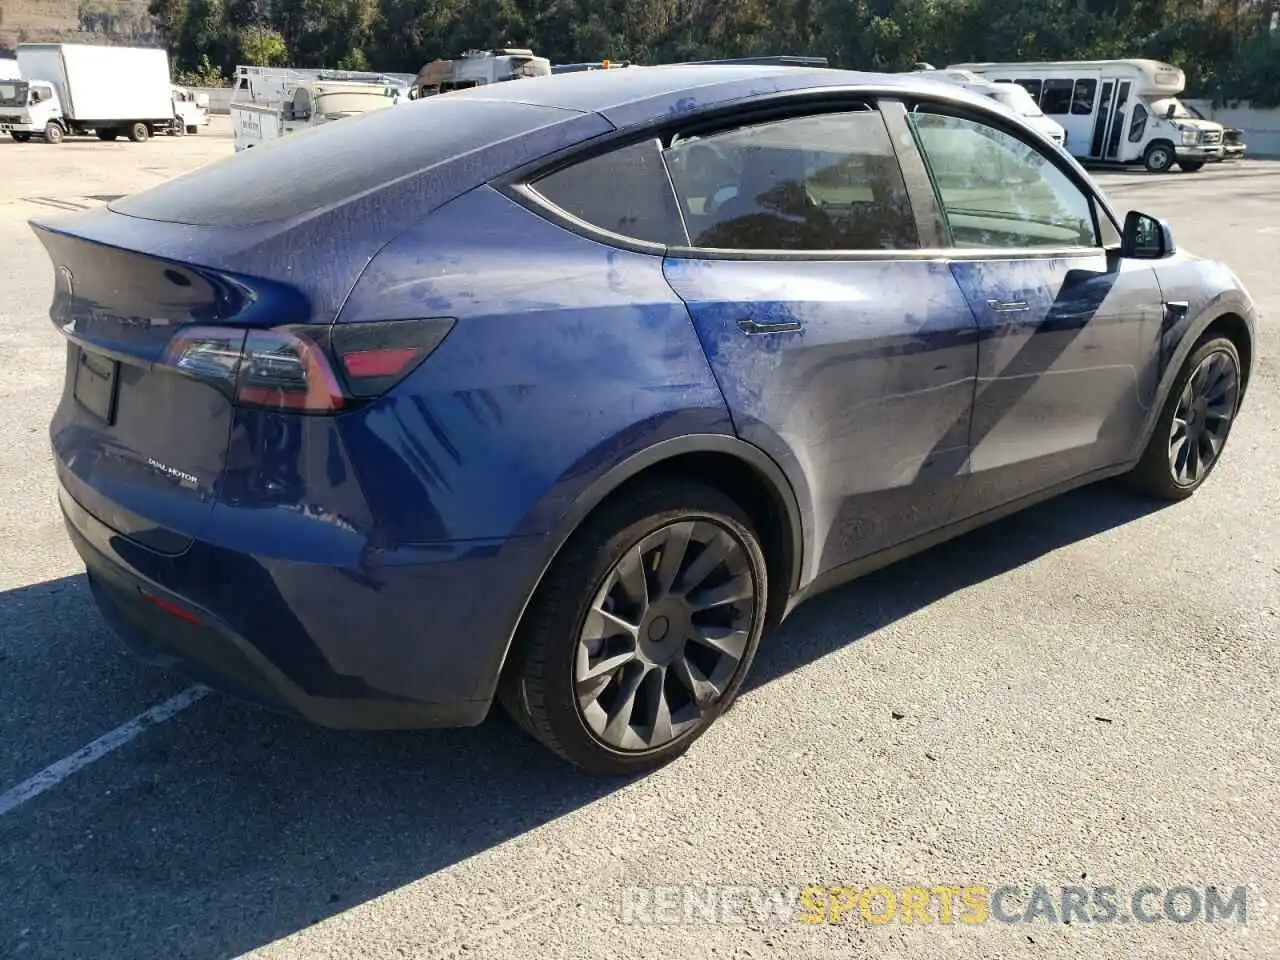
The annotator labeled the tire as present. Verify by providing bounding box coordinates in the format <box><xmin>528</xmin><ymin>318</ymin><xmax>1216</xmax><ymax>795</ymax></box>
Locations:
<box><xmin>1178</xmin><ymin>160</ymin><xmax>1205</xmax><ymax>172</ymax></box>
<box><xmin>1127</xmin><ymin>335</ymin><xmax>1242</xmax><ymax>501</ymax></box>
<box><xmin>11</xmin><ymin>132</ymin><xmax>31</xmax><ymax>142</ymax></box>
<box><xmin>127</xmin><ymin>122</ymin><xmax>150</xmax><ymax>143</ymax></box>
<box><xmin>499</xmin><ymin>479</ymin><xmax>769</xmax><ymax>775</ymax></box>
<box><xmin>187</xmin><ymin>124</ymin><xmax>198</xmax><ymax>135</ymax></box>
<box><xmin>43</xmin><ymin>122</ymin><xmax>64</xmax><ymax>145</ymax></box>
<box><xmin>1143</xmin><ymin>141</ymin><xmax>1176</xmax><ymax>173</ymax></box>
<box><xmin>95</xmin><ymin>128</ymin><xmax>118</xmax><ymax>141</ymax></box>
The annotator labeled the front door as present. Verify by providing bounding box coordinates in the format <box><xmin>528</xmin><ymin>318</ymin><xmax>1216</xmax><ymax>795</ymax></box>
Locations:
<box><xmin>660</xmin><ymin>104</ymin><xmax>980</xmax><ymax>578</ymax></box>
<box><xmin>905</xmin><ymin>106</ymin><xmax>1165</xmax><ymax>517</ymax></box>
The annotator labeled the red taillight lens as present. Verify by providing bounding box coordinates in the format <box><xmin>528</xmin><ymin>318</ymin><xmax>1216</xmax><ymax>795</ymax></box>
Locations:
<box><xmin>161</xmin><ymin>318</ymin><xmax>455</xmax><ymax>413</ymax></box>
<box><xmin>340</xmin><ymin>346</ymin><xmax>423</xmax><ymax>379</ymax></box>
<box><xmin>330</xmin><ymin>318</ymin><xmax>455</xmax><ymax>400</ymax></box>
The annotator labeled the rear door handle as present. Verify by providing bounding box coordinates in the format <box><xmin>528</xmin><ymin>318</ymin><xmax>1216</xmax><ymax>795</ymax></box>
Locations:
<box><xmin>987</xmin><ymin>298</ymin><xmax>1030</xmax><ymax>313</ymax></box>
<box><xmin>737</xmin><ymin>318</ymin><xmax>802</xmax><ymax>335</ymax></box>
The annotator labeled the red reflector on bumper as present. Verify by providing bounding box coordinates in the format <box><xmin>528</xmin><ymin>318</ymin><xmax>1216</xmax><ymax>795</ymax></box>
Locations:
<box><xmin>140</xmin><ymin>590</ymin><xmax>204</xmax><ymax>626</ymax></box>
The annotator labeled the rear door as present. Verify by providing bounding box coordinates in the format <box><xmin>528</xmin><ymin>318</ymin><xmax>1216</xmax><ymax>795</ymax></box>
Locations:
<box><xmin>659</xmin><ymin>101</ymin><xmax>981</xmax><ymax>578</ymax></box>
<box><xmin>902</xmin><ymin>103</ymin><xmax>1165</xmax><ymax>518</ymax></box>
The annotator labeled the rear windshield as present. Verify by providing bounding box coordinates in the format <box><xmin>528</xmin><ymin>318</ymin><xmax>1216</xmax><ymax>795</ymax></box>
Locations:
<box><xmin>109</xmin><ymin>97</ymin><xmax>579</xmax><ymax>226</ymax></box>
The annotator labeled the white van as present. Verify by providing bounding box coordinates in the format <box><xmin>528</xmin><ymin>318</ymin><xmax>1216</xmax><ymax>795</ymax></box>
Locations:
<box><xmin>947</xmin><ymin>59</ymin><xmax>1230</xmax><ymax>173</ymax></box>
<box><xmin>912</xmin><ymin>68</ymin><xmax>1067</xmax><ymax>148</ymax></box>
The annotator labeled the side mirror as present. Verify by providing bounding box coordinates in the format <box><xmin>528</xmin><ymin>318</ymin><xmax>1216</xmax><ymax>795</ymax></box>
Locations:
<box><xmin>1165</xmin><ymin>103</ymin><xmax>1177</xmax><ymax>120</ymax></box>
<box><xmin>1122</xmin><ymin>210</ymin><xmax>1175</xmax><ymax>259</ymax></box>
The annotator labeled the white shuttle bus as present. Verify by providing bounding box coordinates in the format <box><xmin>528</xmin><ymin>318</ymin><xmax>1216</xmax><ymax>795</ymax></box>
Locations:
<box><xmin>947</xmin><ymin>59</ymin><xmax>1231</xmax><ymax>173</ymax></box>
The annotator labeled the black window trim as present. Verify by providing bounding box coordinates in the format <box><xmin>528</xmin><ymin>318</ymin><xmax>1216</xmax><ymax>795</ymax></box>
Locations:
<box><xmin>503</xmin><ymin>92</ymin><xmax>935</xmax><ymax>262</ymax></box>
<box><xmin>896</xmin><ymin>96</ymin><xmax>1123</xmax><ymax>260</ymax></box>
<box><xmin>497</xmin><ymin>85</ymin><xmax>1123</xmax><ymax>263</ymax></box>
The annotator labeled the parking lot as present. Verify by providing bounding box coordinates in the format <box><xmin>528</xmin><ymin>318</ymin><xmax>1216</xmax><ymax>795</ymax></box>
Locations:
<box><xmin>1</xmin><ymin>119</ymin><xmax>1277</xmax><ymax>959</ymax></box>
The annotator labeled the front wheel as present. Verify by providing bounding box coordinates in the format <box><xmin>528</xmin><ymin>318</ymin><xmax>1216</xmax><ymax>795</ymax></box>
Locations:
<box><xmin>1127</xmin><ymin>336</ymin><xmax>1242</xmax><ymax>500</ymax></box>
<box><xmin>1143</xmin><ymin>141</ymin><xmax>1176</xmax><ymax>173</ymax></box>
<box><xmin>500</xmin><ymin>480</ymin><xmax>768</xmax><ymax>775</ymax></box>
<box><xmin>1178</xmin><ymin>160</ymin><xmax>1205</xmax><ymax>173</ymax></box>
<box><xmin>43</xmin><ymin>122</ymin><xmax>64</xmax><ymax>144</ymax></box>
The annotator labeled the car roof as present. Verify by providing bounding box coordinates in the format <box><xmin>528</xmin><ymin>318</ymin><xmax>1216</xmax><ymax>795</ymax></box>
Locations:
<box><xmin>443</xmin><ymin>64</ymin><xmax>994</xmax><ymax>129</ymax></box>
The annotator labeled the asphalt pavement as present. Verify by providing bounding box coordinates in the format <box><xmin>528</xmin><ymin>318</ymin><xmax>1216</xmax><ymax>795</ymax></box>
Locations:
<box><xmin>0</xmin><ymin>122</ymin><xmax>1277</xmax><ymax>959</ymax></box>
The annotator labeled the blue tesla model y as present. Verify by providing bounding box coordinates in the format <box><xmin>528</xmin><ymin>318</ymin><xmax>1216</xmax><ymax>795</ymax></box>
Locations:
<box><xmin>35</xmin><ymin>65</ymin><xmax>1254</xmax><ymax>773</ymax></box>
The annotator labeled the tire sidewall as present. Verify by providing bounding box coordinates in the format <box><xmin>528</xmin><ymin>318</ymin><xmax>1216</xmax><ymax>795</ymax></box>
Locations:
<box><xmin>1148</xmin><ymin>336</ymin><xmax>1241</xmax><ymax>495</ymax></box>
<box><xmin>529</xmin><ymin>490</ymin><xmax>768</xmax><ymax>774</ymax></box>
<box><xmin>1145</xmin><ymin>142</ymin><xmax>1174</xmax><ymax>173</ymax></box>
<box><xmin>44</xmin><ymin>122</ymin><xmax>63</xmax><ymax>144</ymax></box>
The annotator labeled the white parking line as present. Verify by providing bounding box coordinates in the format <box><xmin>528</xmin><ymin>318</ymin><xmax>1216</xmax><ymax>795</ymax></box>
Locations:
<box><xmin>0</xmin><ymin>685</ymin><xmax>210</xmax><ymax>817</ymax></box>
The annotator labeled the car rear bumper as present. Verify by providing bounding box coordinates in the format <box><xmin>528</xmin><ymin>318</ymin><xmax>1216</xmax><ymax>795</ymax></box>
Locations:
<box><xmin>60</xmin><ymin>480</ymin><xmax>545</xmax><ymax>729</ymax></box>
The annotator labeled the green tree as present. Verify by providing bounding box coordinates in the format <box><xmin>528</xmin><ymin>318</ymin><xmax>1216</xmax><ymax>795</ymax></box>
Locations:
<box><xmin>239</xmin><ymin>25</ymin><xmax>288</xmax><ymax>65</ymax></box>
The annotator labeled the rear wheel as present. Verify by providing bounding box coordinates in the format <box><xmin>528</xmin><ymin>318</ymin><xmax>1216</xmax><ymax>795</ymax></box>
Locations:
<box><xmin>1127</xmin><ymin>336</ymin><xmax>1242</xmax><ymax>500</ymax></box>
<box><xmin>500</xmin><ymin>480</ymin><xmax>768</xmax><ymax>775</ymax></box>
<box><xmin>95</xmin><ymin>128</ymin><xmax>119</xmax><ymax>141</ymax></box>
<box><xmin>128</xmin><ymin>122</ymin><xmax>150</xmax><ymax>143</ymax></box>
<box><xmin>11</xmin><ymin>132</ymin><xmax>31</xmax><ymax>142</ymax></box>
<box><xmin>1143</xmin><ymin>141</ymin><xmax>1176</xmax><ymax>173</ymax></box>
<box><xmin>1178</xmin><ymin>160</ymin><xmax>1205</xmax><ymax>172</ymax></box>
<box><xmin>43</xmin><ymin>122</ymin><xmax>64</xmax><ymax>145</ymax></box>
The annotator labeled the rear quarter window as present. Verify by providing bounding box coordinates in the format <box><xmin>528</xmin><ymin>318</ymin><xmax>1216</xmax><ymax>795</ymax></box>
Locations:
<box><xmin>110</xmin><ymin>98</ymin><xmax>581</xmax><ymax>226</ymax></box>
<box><xmin>528</xmin><ymin>138</ymin><xmax>688</xmax><ymax>246</ymax></box>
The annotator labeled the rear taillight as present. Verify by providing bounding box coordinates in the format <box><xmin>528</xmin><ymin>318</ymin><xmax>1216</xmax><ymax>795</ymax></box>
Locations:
<box><xmin>162</xmin><ymin>318</ymin><xmax>455</xmax><ymax>414</ymax></box>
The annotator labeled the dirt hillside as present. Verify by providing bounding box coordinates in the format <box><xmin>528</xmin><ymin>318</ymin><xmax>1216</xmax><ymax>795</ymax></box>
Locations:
<box><xmin>1</xmin><ymin>0</ymin><xmax>158</xmax><ymax>55</ymax></box>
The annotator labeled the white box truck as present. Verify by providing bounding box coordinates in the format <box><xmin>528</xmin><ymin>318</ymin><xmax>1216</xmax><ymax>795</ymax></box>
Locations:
<box><xmin>0</xmin><ymin>43</ymin><xmax>177</xmax><ymax>144</ymax></box>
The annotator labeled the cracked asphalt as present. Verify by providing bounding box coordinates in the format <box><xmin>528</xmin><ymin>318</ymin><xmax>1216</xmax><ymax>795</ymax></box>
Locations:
<box><xmin>0</xmin><ymin>119</ymin><xmax>1277</xmax><ymax>959</ymax></box>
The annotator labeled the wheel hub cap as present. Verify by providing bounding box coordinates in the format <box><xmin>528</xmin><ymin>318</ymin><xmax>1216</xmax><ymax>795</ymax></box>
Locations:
<box><xmin>574</xmin><ymin>519</ymin><xmax>757</xmax><ymax>752</ymax></box>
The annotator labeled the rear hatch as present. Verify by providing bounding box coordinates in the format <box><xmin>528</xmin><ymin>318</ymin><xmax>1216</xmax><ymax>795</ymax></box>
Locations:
<box><xmin>37</xmin><ymin>217</ymin><xmax>314</xmax><ymax>552</ymax></box>
<box><xmin>36</xmin><ymin>97</ymin><xmax>610</xmax><ymax>551</ymax></box>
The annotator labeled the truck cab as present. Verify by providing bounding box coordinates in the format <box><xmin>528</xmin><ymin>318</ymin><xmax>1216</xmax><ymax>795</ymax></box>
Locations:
<box><xmin>170</xmin><ymin>85</ymin><xmax>208</xmax><ymax>135</ymax></box>
<box><xmin>0</xmin><ymin>79</ymin><xmax>63</xmax><ymax>142</ymax></box>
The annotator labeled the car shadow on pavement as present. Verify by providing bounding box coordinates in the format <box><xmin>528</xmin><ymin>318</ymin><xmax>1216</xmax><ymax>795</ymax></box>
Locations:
<box><xmin>0</xmin><ymin>482</ymin><xmax>1163</xmax><ymax>960</ymax></box>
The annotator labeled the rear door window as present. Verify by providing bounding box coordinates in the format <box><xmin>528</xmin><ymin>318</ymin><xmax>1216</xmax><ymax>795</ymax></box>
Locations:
<box><xmin>663</xmin><ymin>109</ymin><xmax>919</xmax><ymax>252</ymax></box>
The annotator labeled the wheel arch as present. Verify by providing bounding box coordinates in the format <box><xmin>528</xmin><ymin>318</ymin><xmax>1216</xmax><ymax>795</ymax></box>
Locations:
<box><xmin>490</xmin><ymin>434</ymin><xmax>808</xmax><ymax>697</ymax></box>
<box><xmin>1137</xmin><ymin>300</ymin><xmax>1255</xmax><ymax>459</ymax></box>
